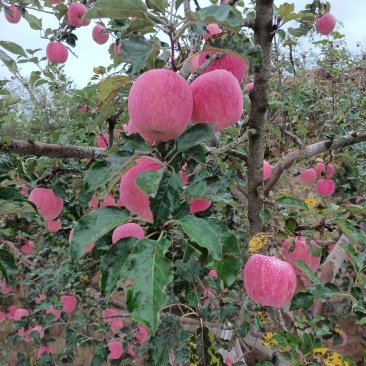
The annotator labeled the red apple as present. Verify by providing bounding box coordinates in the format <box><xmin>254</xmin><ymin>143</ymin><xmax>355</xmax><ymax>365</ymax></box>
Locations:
<box><xmin>92</xmin><ymin>25</ymin><xmax>109</xmax><ymax>45</ymax></box>
<box><xmin>263</xmin><ymin>160</ymin><xmax>272</xmax><ymax>180</ymax></box>
<box><xmin>190</xmin><ymin>69</ymin><xmax>243</xmax><ymax>132</ymax></box>
<box><xmin>112</xmin><ymin>223</ymin><xmax>145</xmax><ymax>243</ymax></box>
<box><xmin>5</xmin><ymin>5</ymin><xmax>21</xmax><ymax>24</ymax></box>
<box><xmin>243</xmin><ymin>254</ymin><xmax>297</xmax><ymax>307</ymax></box>
<box><xmin>316</xmin><ymin>13</ymin><xmax>336</xmax><ymax>35</ymax></box>
<box><xmin>245</xmin><ymin>82</ymin><xmax>254</xmax><ymax>91</ymax></box>
<box><xmin>198</xmin><ymin>52</ymin><xmax>247</xmax><ymax>84</ymax></box>
<box><xmin>128</xmin><ymin>69</ymin><xmax>193</xmax><ymax>141</ymax></box>
<box><xmin>67</xmin><ymin>3</ymin><xmax>88</xmax><ymax>28</ymax></box>
<box><xmin>203</xmin><ymin>23</ymin><xmax>222</xmax><ymax>41</ymax></box>
<box><xmin>282</xmin><ymin>237</ymin><xmax>321</xmax><ymax>275</ymax></box>
<box><xmin>300</xmin><ymin>168</ymin><xmax>317</xmax><ymax>184</ymax></box>
<box><xmin>119</xmin><ymin>157</ymin><xmax>162</xmax><ymax>222</ymax></box>
<box><xmin>46</xmin><ymin>42</ymin><xmax>68</xmax><ymax>64</ymax></box>
<box><xmin>314</xmin><ymin>162</ymin><xmax>335</xmax><ymax>179</ymax></box>
<box><xmin>316</xmin><ymin>179</ymin><xmax>335</xmax><ymax>196</ymax></box>
<box><xmin>28</xmin><ymin>188</ymin><xmax>64</xmax><ymax>221</ymax></box>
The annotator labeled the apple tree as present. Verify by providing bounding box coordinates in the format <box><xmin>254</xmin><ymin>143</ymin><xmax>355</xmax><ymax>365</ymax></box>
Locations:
<box><xmin>0</xmin><ymin>0</ymin><xmax>366</xmax><ymax>365</ymax></box>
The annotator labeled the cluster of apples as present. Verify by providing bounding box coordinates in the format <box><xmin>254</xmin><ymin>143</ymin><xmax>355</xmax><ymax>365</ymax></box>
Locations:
<box><xmin>300</xmin><ymin>162</ymin><xmax>336</xmax><ymax>196</ymax></box>
<box><xmin>45</xmin><ymin>2</ymin><xmax>109</xmax><ymax>64</ymax></box>
<box><xmin>243</xmin><ymin>236</ymin><xmax>321</xmax><ymax>307</ymax></box>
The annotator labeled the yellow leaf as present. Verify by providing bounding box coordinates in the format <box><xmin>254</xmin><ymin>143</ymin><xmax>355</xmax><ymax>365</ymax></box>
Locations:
<box><xmin>248</xmin><ymin>232</ymin><xmax>269</xmax><ymax>254</ymax></box>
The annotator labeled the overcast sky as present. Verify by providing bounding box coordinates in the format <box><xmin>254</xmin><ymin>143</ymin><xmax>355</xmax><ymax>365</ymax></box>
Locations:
<box><xmin>1</xmin><ymin>1</ymin><xmax>365</xmax><ymax>88</ymax></box>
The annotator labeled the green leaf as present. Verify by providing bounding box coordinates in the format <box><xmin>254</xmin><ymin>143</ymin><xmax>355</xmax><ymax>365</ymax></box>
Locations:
<box><xmin>0</xmin><ymin>41</ymin><xmax>27</xmax><ymax>58</ymax></box>
<box><xmin>119</xmin><ymin>35</ymin><xmax>156</xmax><ymax>62</ymax></box>
<box><xmin>272</xmin><ymin>331</ymin><xmax>301</xmax><ymax>349</ymax></box>
<box><xmin>178</xmin><ymin>216</ymin><xmax>222</xmax><ymax>261</ymax></box>
<box><xmin>285</xmin><ymin>218</ymin><xmax>297</xmax><ymax>232</ymax></box>
<box><xmin>204</xmin><ymin>31</ymin><xmax>263</xmax><ymax>72</ymax></box>
<box><xmin>121</xmin><ymin>132</ymin><xmax>150</xmax><ymax>153</ymax></box>
<box><xmin>136</xmin><ymin>169</ymin><xmax>164</xmax><ymax>197</ymax></box>
<box><xmin>185</xmin><ymin>145</ymin><xmax>206</xmax><ymax>164</ymax></box>
<box><xmin>277</xmin><ymin>3</ymin><xmax>295</xmax><ymax>18</ymax></box>
<box><xmin>84</xmin><ymin>151</ymin><xmax>135</xmax><ymax>192</ymax></box>
<box><xmin>146</xmin><ymin>0</ymin><xmax>167</xmax><ymax>13</ymax></box>
<box><xmin>186</xmin><ymin>176</ymin><xmax>230</xmax><ymax>201</ymax></box>
<box><xmin>259</xmin><ymin>209</ymin><xmax>272</xmax><ymax>223</ymax></box>
<box><xmin>0</xmin><ymin>187</ymin><xmax>25</xmax><ymax>201</ymax></box>
<box><xmin>95</xmin><ymin>75</ymin><xmax>131</xmax><ymax>112</ymax></box>
<box><xmin>0</xmin><ymin>199</ymin><xmax>35</xmax><ymax>217</ymax></box>
<box><xmin>126</xmin><ymin>238</ymin><xmax>173</xmax><ymax>334</ymax></box>
<box><xmin>23</xmin><ymin>12</ymin><xmax>43</xmax><ymax>30</ymax></box>
<box><xmin>209</xmin><ymin>221</ymin><xmax>240</xmax><ymax>287</ymax></box>
<box><xmin>275</xmin><ymin>194</ymin><xmax>308</xmax><ymax>209</ymax></box>
<box><xmin>150</xmin><ymin>170</ymin><xmax>182</xmax><ymax>224</ymax></box>
<box><xmin>335</xmin><ymin>219</ymin><xmax>366</xmax><ymax>248</ymax></box>
<box><xmin>0</xmin><ymin>155</ymin><xmax>12</xmax><ymax>174</ymax></box>
<box><xmin>290</xmin><ymin>290</ymin><xmax>315</xmax><ymax>311</ymax></box>
<box><xmin>293</xmin><ymin>260</ymin><xmax>321</xmax><ymax>285</ymax></box>
<box><xmin>100</xmin><ymin>237</ymin><xmax>138</xmax><ymax>295</ymax></box>
<box><xmin>188</xmin><ymin>326</ymin><xmax>222</xmax><ymax>365</ymax></box>
<box><xmin>0</xmin><ymin>50</ymin><xmax>18</xmax><ymax>74</ymax></box>
<box><xmin>186</xmin><ymin>5</ymin><xmax>243</xmax><ymax>32</ymax></box>
<box><xmin>176</xmin><ymin>123</ymin><xmax>214</xmax><ymax>153</ymax></box>
<box><xmin>148</xmin><ymin>314</ymin><xmax>188</xmax><ymax>366</ymax></box>
<box><xmin>84</xmin><ymin>0</ymin><xmax>148</xmax><ymax>20</ymax></box>
<box><xmin>70</xmin><ymin>206</ymin><xmax>129</xmax><ymax>260</ymax></box>
<box><xmin>0</xmin><ymin>249</ymin><xmax>18</xmax><ymax>283</ymax></box>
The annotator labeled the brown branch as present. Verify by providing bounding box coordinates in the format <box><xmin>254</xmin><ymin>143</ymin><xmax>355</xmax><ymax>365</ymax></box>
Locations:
<box><xmin>0</xmin><ymin>139</ymin><xmax>105</xmax><ymax>159</ymax></box>
<box><xmin>2</xmin><ymin>241</ymin><xmax>36</xmax><ymax>269</ymax></box>
<box><xmin>188</xmin><ymin>52</ymin><xmax>224</xmax><ymax>84</ymax></box>
<box><xmin>311</xmin><ymin>234</ymin><xmax>349</xmax><ymax>317</ymax></box>
<box><xmin>264</xmin><ymin>131</ymin><xmax>366</xmax><ymax>195</ymax></box>
<box><xmin>281</xmin><ymin>128</ymin><xmax>305</xmax><ymax>147</ymax></box>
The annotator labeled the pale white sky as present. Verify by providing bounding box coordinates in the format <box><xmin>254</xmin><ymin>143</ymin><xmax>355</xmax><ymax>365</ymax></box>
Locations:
<box><xmin>1</xmin><ymin>1</ymin><xmax>365</xmax><ymax>88</ymax></box>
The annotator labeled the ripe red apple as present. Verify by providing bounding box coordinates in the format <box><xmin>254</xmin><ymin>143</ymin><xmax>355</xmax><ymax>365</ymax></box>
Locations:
<box><xmin>28</xmin><ymin>188</ymin><xmax>64</xmax><ymax>221</ymax></box>
<box><xmin>128</xmin><ymin>69</ymin><xmax>193</xmax><ymax>141</ymax></box>
<box><xmin>203</xmin><ymin>23</ymin><xmax>222</xmax><ymax>41</ymax></box>
<box><xmin>92</xmin><ymin>25</ymin><xmax>109</xmax><ymax>45</ymax></box>
<box><xmin>188</xmin><ymin>54</ymin><xmax>200</xmax><ymax>74</ymax></box>
<box><xmin>47</xmin><ymin>219</ymin><xmax>62</xmax><ymax>232</ymax></box>
<box><xmin>243</xmin><ymin>254</ymin><xmax>297</xmax><ymax>307</ymax></box>
<box><xmin>112</xmin><ymin>223</ymin><xmax>145</xmax><ymax>243</ymax></box>
<box><xmin>245</xmin><ymin>82</ymin><xmax>254</xmax><ymax>91</ymax></box>
<box><xmin>114</xmin><ymin>42</ymin><xmax>122</xmax><ymax>55</ymax></box>
<box><xmin>119</xmin><ymin>157</ymin><xmax>162</xmax><ymax>222</ymax></box>
<box><xmin>314</xmin><ymin>162</ymin><xmax>335</xmax><ymax>179</ymax></box>
<box><xmin>316</xmin><ymin>179</ymin><xmax>335</xmax><ymax>196</ymax></box>
<box><xmin>108</xmin><ymin>341</ymin><xmax>123</xmax><ymax>359</ymax></box>
<box><xmin>300</xmin><ymin>168</ymin><xmax>317</xmax><ymax>184</ymax></box>
<box><xmin>198</xmin><ymin>52</ymin><xmax>247</xmax><ymax>84</ymax></box>
<box><xmin>282</xmin><ymin>237</ymin><xmax>321</xmax><ymax>275</ymax></box>
<box><xmin>5</xmin><ymin>5</ymin><xmax>21</xmax><ymax>24</ymax></box>
<box><xmin>126</xmin><ymin>120</ymin><xmax>160</xmax><ymax>146</ymax></box>
<box><xmin>100</xmin><ymin>193</ymin><xmax>116</xmax><ymax>207</ymax></box>
<box><xmin>316</xmin><ymin>13</ymin><xmax>336</xmax><ymax>35</ymax></box>
<box><xmin>190</xmin><ymin>69</ymin><xmax>243</xmax><ymax>132</ymax></box>
<box><xmin>221</xmin><ymin>0</ymin><xmax>237</xmax><ymax>6</ymax></box>
<box><xmin>46</xmin><ymin>42</ymin><xmax>68</xmax><ymax>64</ymax></box>
<box><xmin>67</xmin><ymin>3</ymin><xmax>88</xmax><ymax>28</ymax></box>
<box><xmin>263</xmin><ymin>160</ymin><xmax>272</xmax><ymax>180</ymax></box>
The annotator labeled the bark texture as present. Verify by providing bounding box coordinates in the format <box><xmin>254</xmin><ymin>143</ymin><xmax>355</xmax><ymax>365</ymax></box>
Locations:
<box><xmin>247</xmin><ymin>0</ymin><xmax>274</xmax><ymax>234</ymax></box>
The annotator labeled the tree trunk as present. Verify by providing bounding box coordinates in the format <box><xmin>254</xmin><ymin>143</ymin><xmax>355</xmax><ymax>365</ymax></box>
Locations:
<box><xmin>247</xmin><ymin>0</ymin><xmax>274</xmax><ymax>235</ymax></box>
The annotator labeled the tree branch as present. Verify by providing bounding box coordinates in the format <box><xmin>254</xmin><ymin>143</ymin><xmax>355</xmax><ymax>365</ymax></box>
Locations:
<box><xmin>264</xmin><ymin>131</ymin><xmax>366</xmax><ymax>195</ymax></box>
<box><xmin>0</xmin><ymin>139</ymin><xmax>105</xmax><ymax>159</ymax></box>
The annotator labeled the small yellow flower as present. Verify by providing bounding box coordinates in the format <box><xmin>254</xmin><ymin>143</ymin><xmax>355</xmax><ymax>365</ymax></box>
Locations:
<box><xmin>305</xmin><ymin>196</ymin><xmax>320</xmax><ymax>209</ymax></box>
<box><xmin>248</xmin><ymin>232</ymin><xmax>269</xmax><ymax>254</ymax></box>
